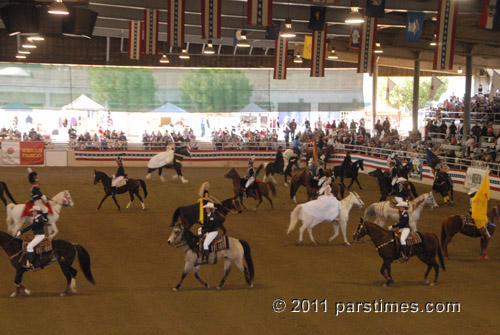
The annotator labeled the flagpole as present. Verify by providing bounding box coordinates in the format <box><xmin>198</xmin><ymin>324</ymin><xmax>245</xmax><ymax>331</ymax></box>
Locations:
<box><xmin>412</xmin><ymin>55</ymin><xmax>420</xmax><ymax>133</ymax></box>
<box><xmin>372</xmin><ymin>57</ymin><xmax>378</xmax><ymax>135</ymax></box>
<box><xmin>463</xmin><ymin>54</ymin><xmax>472</xmax><ymax>144</ymax></box>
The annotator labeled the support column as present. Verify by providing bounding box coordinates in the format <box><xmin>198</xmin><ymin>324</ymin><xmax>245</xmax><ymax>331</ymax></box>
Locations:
<box><xmin>463</xmin><ymin>54</ymin><xmax>472</xmax><ymax>142</ymax></box>
<box><xmin>412</xmin><ymin>58</ymin><xmax>420</xmax><ymax>133</ymax></box>
<box><xmin>372</xmin><ymin>57</ymin><xmax>378</xmax><ymax>133</ymax></box>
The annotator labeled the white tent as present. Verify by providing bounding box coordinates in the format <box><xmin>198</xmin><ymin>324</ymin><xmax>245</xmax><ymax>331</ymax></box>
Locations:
<box><xmin>239</xmin><ymin>102</ymin><xmax>267</xmax><ymax>114</ymax></box>
<box><xmin>150</xmin><ymin>102</ymin><xmax>187</xmax><ymax>113</ymax></box>
<box><xmin>62</xmin><ymin>94</ymin><xmax>106</xmax><ymax>111</ymax></box>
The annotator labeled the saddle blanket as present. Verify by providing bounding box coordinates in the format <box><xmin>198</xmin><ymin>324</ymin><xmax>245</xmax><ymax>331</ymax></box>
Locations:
<box><xmin>395</xmin><ymin>231</ymin><xmax>422</xmax><ymax>246</ymax></box>
<box><xmin>21</xmin><ymin>200</ymin><xmax>53</xmax><ymax>218</ymax></box>
<box><xmin>148</xmin><ymin>151</ymin><xmax>174</xmax><ymax>169</ymax></box>
<box><xmin>22</xmin><ymin>237</ymin><xmax>52</xmax><ymax>254</ymax></box>
<box><xmin>460</xmin><ymin>215</ymin><xmax>476</xmax><ymax>226</ymax></box>
<box><xmin>200</xmin><ymin>235</ymin><xmax>230</xmax><ymax>253</ymax></box>
<box><xmin>111</xmin><ymin>178</ymin><xmax>127</xmax><ymax>187</ymax></box>
<box><xmin>375</xmin><ymin>202</ymin><xmax>390</xmax><ymax>221</ymax></box>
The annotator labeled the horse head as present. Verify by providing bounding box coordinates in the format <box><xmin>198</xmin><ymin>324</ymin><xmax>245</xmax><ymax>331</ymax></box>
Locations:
<box><xmin>358</xmin><ymin>159</ymin><xmax>364</xmax><ymax>170</ymax></box>
<box><xmin>353</xmin><ymin>218</ymin><xmax>367</xmax><ymax>241</ymax></box>
<box><xmin>224</xmin><ymin>168</ymin><xmax>238</xmax><ymax>179</ymax></box>
<box><xmin>368</xmin><ymin>169</ymin><xmax>382</xmax><ymax>178</ymax></box>
<box><xmin>167</xmin><ymin>224</ymin><xmax>184</xmax><ymax>246</ymax></box>
<box><xmin>175</xmin><ymin>146</ymin><xmax>192</xmax><ymax>158</ymax></box>
<box><xmin>93</xmin><ymin>170</ymin><xmax>103</xmax><ymax>185</ymax></box>
<box><xmin>53</xmin><ymin>190</ymin><xmax>74</xmax><ymax>208</ymax></box>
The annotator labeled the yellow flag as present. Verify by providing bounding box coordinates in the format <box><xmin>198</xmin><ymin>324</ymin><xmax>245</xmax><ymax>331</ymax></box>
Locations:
<box><xmin>303</xmin><ymin>35</ymin><xmax>312</xmax><ymax>60</ymax></box>
<box><xmin>471</xmin><ymin>170</ymin><xmax>490</xmax><ymax>229</ymax></box>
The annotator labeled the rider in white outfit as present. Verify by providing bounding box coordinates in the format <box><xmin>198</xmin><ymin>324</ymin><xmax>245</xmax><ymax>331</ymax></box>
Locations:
<box><xmin>244</xmin><ymin>157</ymin><xmax>256</xmax><ymax>197</ymax></box>
<box><xmin>390</xmin><ymin>202</ymin><xmax>411</xmax><ymax>261</ymax></box>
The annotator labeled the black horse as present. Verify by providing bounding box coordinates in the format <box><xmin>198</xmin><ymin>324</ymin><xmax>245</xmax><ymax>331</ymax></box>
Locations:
<box><xmin>146</xmin><ymin>146</ymin><xmax>192</xmax><ymax>183</ymax></box>
<box><xmin>0</xmin><ymin>181</ymin><xmax>17</xmax><ymax>206</ymax></box>
<box><xmin>264</xmin><ymin>156</ymin><xmax>299</xmax><ymax>186</ymax></box>
<box><xmin>433</xmin><ymin>171</ymin><xmax>454</xmax><ymax>206</ymax></box>
<box><xmin>93</xmin><ymin>170</ymin><xmax>148</xmax><ymax>211</ymax></box>
<box><xmin>170</xmin><ymin>197</ymin><xmax>244</xmax><ymax>235</ymax></box>
<box><xmin>396</xmin><ymin>161</ymin><xmax>418</xmax><ymax>198</ymax></box>
<box><xmin>0</xmin><ymin>231</ymin><xmax>96</xmax><ymax>297</ymax></box>
<box><xmin>368</xmin><ymin>168</ymin><xmax>392</xmax><ymax>201</ymax></box>
<box><xmin>333</xmin><ymin>159</ymin><xmax>364</xmax><ymax>190</ymax></box>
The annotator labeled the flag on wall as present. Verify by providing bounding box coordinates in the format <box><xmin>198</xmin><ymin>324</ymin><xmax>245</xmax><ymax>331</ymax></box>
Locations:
<box><xmin>273</xmin><ymin>36</ymin><xmax>288</xmax><ymax>80</ymax></box>
<box><xmin>128</xmin><ymin>20</ymin><xmax>143</xmax><ymax>60</ymax></box>
<box><xmin>433</xmin><ymin>0</ymin><xmax>458</xmax><ymax>70</ymax></box>
<box><xmin>308</xmin><ymin>6</ymin><xmax>326</xmax><ymax>31</ymax></box>
<box><xmin>310</xmin><ymin>25</ymin><xmax>327</xmax><ymax>77</ymax></box>
<box><xmin>202</xmin><ymin>0</ymin><xmax>222</xmax><ymax>39</ymax></box>
<box><xmin>144</xmin><ymin>9</ymin><xmax>159</xmax><ymax>55</ymax></box>
<box><xmin>366</xmin><ymin>0</ymin><xmax>386</xmax><ymax>18</ymax></box>
<box><xmin>386</xmin><ymin>78</ymin><xmax>395</xmax><ymax>100</ymax></box>
<box><xmin>490</xmin><ymin>70</ymin><xmax>500</xmax><ymax>98</ymax></box>
<box><xmin>266</xmin><ymin>20</ymin><xmax>281</xmax><ymax>40</ymax></box>
<box><xmin>472</xmin><ymin>170</ymin><xmax>490</xmax><ymax>229</ymax></box>
<box><xmin>405</xmin><ymin>12</ymin><xmax>425</xmax><ymax>42</ymax></box>
<box><xmin>357</xmin><ymin>16</ymin><xmax>377</xmax><ymax>74</ymax></box>
<box><xmin>1</xmin><ymin>141</ymin><xmax>44</xmax><ymax>165</ymax></box>
<box><xmin>168</xmin><ymin>0</ymin><xmax>185</xmax><ymax>47</ymax></box>
<box><xmin>303</xmin><ymin>35</ymin><xmax>313</xmax><ymax>59</ymax></box>
<box><xmin>247</xmin><ymin>0</ymin><xmax>273</xmax><ymax>26</ymax></box>
<box><xmin>479</xmin><ymin>0</ymin><xmax>500</xmax><ymax>30</ymax></box>
<box><xmin>430</xmin><ymin>75</ymin><xmax>444</xmax><ymax>100</ymax></box>
<box><xmin>349</xmin><ymin>26</ymin><xmax>361</xmax><ymax>50</ymax></box>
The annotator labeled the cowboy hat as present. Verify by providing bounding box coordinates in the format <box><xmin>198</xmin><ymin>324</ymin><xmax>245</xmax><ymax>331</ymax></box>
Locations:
<box><xmin>203</xmin><ymin>202</ymin><xmax>215</xmax><ymax>209</ymax></box>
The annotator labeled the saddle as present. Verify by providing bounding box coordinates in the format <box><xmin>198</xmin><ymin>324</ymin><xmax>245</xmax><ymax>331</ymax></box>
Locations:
<box><xmin>198</xmin><ymin>235</ymin><xmax>230</xmax><ymax>264</ymax></box>
<box><xmin>394</xmin><ymin>231</ymin><xmax>422</xmax><ymax>246</ymax></box>
<box><xmin>22</xmin><ymin>237</ymin><xmax>53</xmax><ymax>254</ymax></box>
<box><xmin>112</xmin><ymin>178</ymin><xmax>127</xmax><ymax>187</ymax></box>
<box><xmin>460</xmin><ymin>214</ymin><xmax>475</xmax><ymax>226</ymax></box>
<box><xmin>21</xmin><ymin>201</ymin><xmax>53</xmax><ymax>218</ymax></box>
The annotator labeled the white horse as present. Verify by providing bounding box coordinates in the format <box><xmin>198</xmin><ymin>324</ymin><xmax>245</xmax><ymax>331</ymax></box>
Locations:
<box><xmin>287</xmin><ymin>191</ymin><xmax>365</xmax><ymax>245</ymax></box>
<box><xmin>283</xmin><ymin>149</ymin><xmax>297</xmax><ymax>186</ymax></box>
<box><xmin>363</xmin><ymin>192</ymin><xmax>438</xmax><ymax>232</ymax></box>
<box><xmin>6</xmin><ymin>190</ymin><xmax>74</xmax><ymax>240</ymax></box>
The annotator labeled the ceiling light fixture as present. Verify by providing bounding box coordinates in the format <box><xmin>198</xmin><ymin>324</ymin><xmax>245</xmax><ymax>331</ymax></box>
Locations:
<box><xmin>179</xmin><ymin>48</ymin><xmax>190</xmax><ymax>59</ymax></box>
<box><xmin>457</xmin><ymin>66</ymin><xmax>463</xmax><ymax>74</ymax></box>
<box><xmin>374</xmin><ymin>42</ymin><xmax>383</xmax><ymax>54</ymax></box>
<box><xmin>204</xmin><ymin>40</ymin><xmax>216</xmax><ymax>54</ymax></box>
<box><xmin>21</xmin><ymin>42</ymin><xmax>36</xmax><ymax>49</ymax></box>
<box><xmin>294</xmin><ymin>53</ymin><xmax>303</xmax><ymax>63</ymax></box>
<box><xmin>430</xmin><ymin>34</ymin><xmax>437</xmax><ymax>46</ymax></box>
<box><xmin>18</xmin><ymin>49</ymin><xmax>31</xmax><ymax>55</ymax></box>
<box><xmin>280</xmin><ymin>0</ymin><xmax>296</xmax><ymax>38</ymax></box>
<box><xmin>15</xmin><ymin>54</ymin><xmax>27</xmax><ymax>59</ymax></box>
<box><xmin>159</xmin><ymin>53</ymin><xmax>170</xmax><ymax>64</ymax></box>
<box><xmin>27</xmin><ymin>35</ymin><xmax>45</xmax><ymax>42</ymax></box>
<box><xmin>327</xmin><ymin>49</ymin><xmax>339</xmax><ymax>60</ymax></box>
<box><xmin>48</xmin><ymin>0</ymin><xmax>70</xmax><ymax>15</ymax></box>
<box><xmin>345</xmin><ymin>7</ymin><xmax>364</xmax><ymax>25</ymax></box>
<box><xmin>236</xmin><ymin>32</ymin><xmax>251</xmax><ymax>48</ymax></box>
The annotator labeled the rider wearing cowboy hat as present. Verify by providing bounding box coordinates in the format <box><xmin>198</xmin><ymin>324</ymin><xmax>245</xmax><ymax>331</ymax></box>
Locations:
<box><xmin>394</xmin><ymin>177</ymin><xmax>409</xmax><ymax>206</ymax></box>
<box><xmin>244</xmin><ymin>156</ymin><xmax>256</xmax><ymax>197</ymax></box>
<box><xmin>200</xmin><ymin>202</ymin><xmax>218</xmax><ymax>264</ymax></box>
<box><xmin>111</xmin><ymin>155</ymin><xmax>127</xmax><ymax>196</ymax></box>
<box><xmin>16</xmin><ymin>206</ymin><xmax>48</xmax><ymax>269</ymax></box>
<box><xmin>315</xmin><ymin>155</ymin><xmax>327</xmax><ymax>188</ymax></box>
<box><xmin>390</xmin><ymin>202</ymin><xmax>411</xmax><ymax>261</ymax></box>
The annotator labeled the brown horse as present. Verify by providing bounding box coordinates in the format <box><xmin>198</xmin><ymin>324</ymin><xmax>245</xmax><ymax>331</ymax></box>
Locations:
<box><xmin>305</xmin><ymin>145</ymin><xmax>335</xmax><ymax>167</ymax></box>
<box><xmin>0</xmin><ymin>181</ymin><xmax>17</xmax><ymax>206</ymax></box>
<box><xmin>289</xmin><ymin>168</ymin><xmax>344</xmax><ymax>203</ymax></box>
<box><xmin>224</xmin><ymin>168</ymin><xmax>276</xmax><ymax>210</ymax></box>
<box><xmin>440</xmin><ymin>205</ymin><xmax>498</xmax><ymax>259</ymax></box>
<box><xmin>353</xmin><ymin>220</ymin><xmax>446</xmax><ymax>287</ymax></box>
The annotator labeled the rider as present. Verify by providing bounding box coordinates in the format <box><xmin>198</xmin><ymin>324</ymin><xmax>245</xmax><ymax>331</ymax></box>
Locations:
<box><xmin>468</xmin><ymin>188</ymin><xmax>478</xmax><ymax>215</ymax></box>
<box><xmin>274</xmin><ymin>146</ymin><xmax>284</xmax><ymax>175</ymax></box>
<box><xmin>394</xmin><ymin>177</ymin><xmax>410</xmax><ymax>206</ymax></box>
<box><xmin>244</xmin><ymin>156</ymin><xmax>256</xmax><ymax>198</ymax></box>
<box><xmin>390</xmin><ymin>202</ymin><xmax>410</xmax><ymax>261</ymax></box>
<box><xmin>200</xmin><ymin>202</ymin><xmax>218</xmax><ymax>264</ymax></box>
<box><xmin>434</xmin><ymin>160</ymin><xmax>454</xmax><ymax>201</ymax></box>
<box><xmin>315</xmin><ymin>155</ymin><xmax>327</xmax><ymax>189</ymax></box>
<box><xmin>308</xmin><ymin>158</ymin><xmax>316</xmax><ymax>179</ymax></box>
<box><xmin>16</xmin><ymin>206</ymin><xmax>48</xmax><ymax>269</ymax></box>
<box><xmin>340</xmin><ymin>152</ymin><xmax>352</xmax><ymax>178</ymax></box>
<box><xmin>198</xmin><ymin>182</ymin><xmax>221</xmax><ymax>205</ymax></box>
<box><xmin>28</xmin><ymin>169</ymin><xmax>48</xmax><ymax>218</ymax></box>
<box><xmin>292</xmin><ymin>135</ymin><xmax>302</xmax><ymax>159</ymax></box>
<box><xmin>111</xmin><ymin>155</ymin><xmax>127</xmax><ymax>196</ymax></box>
<box><xmin>317</xmin><ymin>177</ymin><xmax>332</xmax><ymax>196</ymax></box>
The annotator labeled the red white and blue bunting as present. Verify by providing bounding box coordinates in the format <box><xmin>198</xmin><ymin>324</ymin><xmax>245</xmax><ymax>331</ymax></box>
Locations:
<box><xmin>128</xmin><ymin>20</ymin><xmax>143</xmax><ymax>60</ymax></box>
<box><xmin>168</xmin><ymin>0</ymin><xmax>185</xmax><ymax>47</ymax></box>
<box><xmin>144</xmin><ymin>9</ymin><xmax>159</xmax><ymax>55</ymax></box>
<box><xmin>433</xmin><ymin>0</ymin><xmax>458</xmax><ymax>70</ymax></box>
<box><xmin>357</xmin><ymin>16</ymin><xmax>377</xmax><ymax>74</ymax></box>
<box><xmin>247</xmin><ymin>0</ymin><xmax>273</xmax><ymax>26</ymax></box>
<box><xmin>273</xmin><ymin>36</ymin><xmax>288</xmax><ymax>80</ymax></box>
<box><xmin>310</xmin><ymin>25</ymin><xmax>327</xmax><ymax>77</ymax></box>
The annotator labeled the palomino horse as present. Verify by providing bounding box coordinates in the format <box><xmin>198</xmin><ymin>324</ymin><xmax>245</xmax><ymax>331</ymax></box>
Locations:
<box><xmin>0</xmin><ymin>231</ymin><xmax>95</xmax><ymax>297</ymax></box>
<box><xmin>167</xmin><ymin>224</ymin><xmax>254</xmax><ymax>290</ymax></box>
<box><xmin>224</xmin><ymin>168</ymin><xmax>277</xmax><ymax>210</ymax></box>
<box><xmin>289</xmin><ymin>168</ymin><xmax>344</xmax><ymax>203</ymax></box>
<box><xmin>287</xmin><ymin>192</ymin><xmax>364</xmax><ymax>245</ymax></box>
<box><xmin>170</xmin><ymin>197</ymin><xmax>244</xmax><ymax>235</ymax></box>
<box><xmin>433</xmin><ymin>171</ymin><xmax>454</xmax><ymax>206</ymax></box>
<box><xmin>93</xmin><ymin>170</ymin><xmax>148</xmax><ymax>211</ymax></box>
<box><xmin>0</xmin><ymin>181</ymin><xmax>17</xmax><ymax>206</ymax></box>
<box><xmin>440</xmin><ymin>204</ymin><xmax>498</xmax><ymax>259</ymax></box>
<box><xmin>363</xmin><ymin>192</ymin><xmax>438</xmax><ymax>232</ymax></box>
<box><xmin>6</xmin><ymin>190</ymin><xmax>74</xmax><ymax>240</ymax></box>
<box><xmin>353</xmin><ymin>220</ymin><xmax>446</xmax><ymax>287</ymax></box>
<box><xmin>146</xmin><ymin>146</ymin><xmax>192</xmax><ymax>183</ymax></box>
<box><xmin>333</xmin><ymin>159</ymin><xmax>364</xmax><ymax>190</ymax></box>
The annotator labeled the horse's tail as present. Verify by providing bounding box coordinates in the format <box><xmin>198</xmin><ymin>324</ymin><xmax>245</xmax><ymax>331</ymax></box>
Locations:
<box><xmin>171</xmin><ymin>207</ymin><xmax>182</xmax><ymax>227</ymax></box>
<box><xmin>267</xmin><ymin>181</ymin><xmax>277</xmax><ymax>196</ymax></box>
<box><xmin>0</xmin><ymin>182</ymin><xmax>17</xmax><ymax>204</ymax></box>
<box><xmin>255</xmin><ymin>164</ymin><xmax>264</xmax><ymax>178</ymax></box>
<box><xmin>434</xmin><ymin>234</ymin><xmax>446</xmax><ymax>271</ymax></box>
<box><xmin>440</xmin><ymin>219</ymin><xmax>448</xmax><ymax>247</ymax></box>
<box><xmin>239</xmin><ymin>239</ymin><xmax>254</xmax><ymax>281</ymax></box>
<box><xmin>138</xmin><ymin>179</ymin><xmax>148</xmax><ymax>198</ymax></box>
<box><xmin>74</xmin><ymin>243</ymin><xmax>96</xmax><ymax>285</ymax></box>
<box><xmin>287</xmin><ymin>206</ymin><xmax>301</xmax><ymax>234</ymax></box>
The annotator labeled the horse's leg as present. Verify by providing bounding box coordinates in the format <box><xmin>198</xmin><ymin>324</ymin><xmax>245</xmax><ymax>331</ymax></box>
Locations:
<box><xmin>354</xmin><ymin>177</ymin><xmax>363</xmax><ymax>190</ymax></box>
<box><xmin>159</xmin><ymin>168</ymin><xmax>166</xmax><ymax>183</ymax></box>
<box><xmin>297</xmin><ymin>223</ymin><xmax>307</xmax><ymax>245</ymax></box>
<box><xmin>340</xmin><ymin>221</ymin><xmax>350</xmax><ymax>246</ymax></box>
<box><xmin>174</xmin><ymin>258</ymin><xmax>196</xmax><ymax>291</ymax></box>
<box><xmin>125</xmin><ymin>191</ymin><xmax>135</xmax><ymax>210</ymax></box>
<box><xmin>47</xmin><ymin>220</ymin><xmax>58</xmax><ymax>240</ymax></box>
<box><xmin>177</xmin><ymin>165</ymin><xmax>188</xmax><ymax>183</ymax></box>
<box><xmin>253</xmin><ymin>194</ymin><xmax>263</xmax><ymax>211</ymax></box>
<box><xmin>0</xmin><ymin>194</ymin><xmax>6</xmax><ymax>206</ymax></box>
<box><xmin>110</xmin><ymin>194</ymin><xmax>121</xmax><ymax>211</ymax></box>
<box><xmin>134</xmin><ymin>189</ymin><xmax>146</xmax><ymax>210</ymax></box>
<box><xmin>97</xmin><ymin>194</ymin><xmax>111</xmax><ymax>210</ymax></box>
<box><xmin>11</xmin><ymin>268</ymin><xmax>30</xmax><ymax>297</ymax></box>
<box><xmin>380</xmin><ymin>260</ymin><xmax>393</xmax><ymax>286</ymax></box>
<box><xmin>58</xmin><ymin>261</ymin><xmax>78</xmax><ymax>296</ymax></box>
<box><xmin>193</xmin><ymin>265</ymin><xmax>210</xmax><ymax>289</ymax></box>
<box><xmin>480</xmin><ymin>238</ymin><xmax>489</xmax><ymax>260</ymax></box>
<box><xmin>231</xmin><ymin>250</ymin><xmax>252</xmax><ymax>288</ymax></box>
<box><xmin>216</xmin><ymin>259</ymin><xmax>232</xmax><ymax>289</ymax></box>
<box><xmin>262</xmin><ymin>192</ymin><xmax>273</xmax><ymax>210</ymax></box>
<box><xmin>328</xmin><ymin>222</ymin><xmax>340</xmax><ymax>243</ymax></box>
<box><xmin>306</xmin><ymin>226</ymin><xmax>317</xmax><ymax>245</ymax></box>
<box><xmin>146</xmin><ymin>168</ymin><xmax>154</xmax><ymax>180</ymax></box>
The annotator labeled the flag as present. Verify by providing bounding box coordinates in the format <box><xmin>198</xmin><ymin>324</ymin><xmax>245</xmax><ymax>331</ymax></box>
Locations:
<box><xmin>490</xmin><ymin>70</ymin><xmax>500</xmax><ymax>98</ymax></box>
<box><xmin>386</xmin><ymin>78</ymin><xmax>395</xmax><ymax>100</ymax></box>
<box><xmin>303</xmin><ymin>35</ymin><xmax>313</xmax><ymax>59</ymax></box>
<box><xmin>405</xmin><ymin>12</ymin><xmax>425</xmax><ymax>42</ymax></box>
<box><xmin>266</xmin><ymin>20</ymin><xmax>281</xmax><ymax>40</ymax></box>
<box><xmin>313</xmin><ymin>140</ymin><xmax>318</xmax><ymax>165</ymax></box>
<box><xmin>472</xmin><ymin>170</ymin><xmax>490</xmax><ymax>229</ymax></box>
<box><xmin>366</xmin><ymin>0</ymin><xmax>386</xmax><ymax>18</ymax></box>
<box><xmin>202</xmin><ymin>0</ymin><xmax>221</xmax><ymax>39</ymax></box>
<box><xmin>128</xmin><ymin>20</ymin><xmax>143</xmax><ymax>60</ymax></box>
<box><xmin>273</xmin><ymin>36</ymin><xmax>288</xmax><ymax>80</ymax></box>
<box><xmin>479</xmin><ymin>0</ymin><xmax>500</xmax><ymax>31</ymax></box>
<box><xmin>168</xmin><ymin>0</ymin><xmax>185</xmax><ymax>47</ymax></box>
<box><xmin>310</xmin><ymin>25</ymin><xmax>327</xmax><ymax>77</ymax></box>
<box><xmin>433</xmin><ymin>0</ymin><xmax>458</xmax><ymax>70</ymax></box>
<box><xmin>349</xmin><ymin>26</ymin><xmax>361</xmax><ymax>50</ymax></box>
<box><xmin>247</xmin><ymin>0</ymin><xmax>272</xmax><ymax>26</ymax></box>
<box><xmin>308</xmin><ymin>6</ymin><xmax>326</xmax><ymax>31</ymax></box>
<box><xmin>144</xmin><ymin>9</ymin><xmax>159</xmax><ymax>55</ymax></box>
<box><xmin>430</xmin><ymin>75</ymin><xmax>444</xmax><ymax>100</ymax></box>
<box><xmin>426</xmin><ymin>149</ymin><xmax>440</xmax><ymax>169</ymax></box>
<box><xmin>357</xmin><ymin>16</ymin><xmax>377</xmax><ymax>74</ymax></box>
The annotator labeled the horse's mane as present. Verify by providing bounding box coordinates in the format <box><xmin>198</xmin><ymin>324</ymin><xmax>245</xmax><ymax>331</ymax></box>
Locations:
<box><xmin>218</xmin><ymin>197</ymin><xmax>236</xmax><ymax>214</ymax></box>
<box><xmin>409</xmin><ymin>192</ymin><xmax>430</xmax><ymax>210</ymax></box>
<box><xmin>182</xmin><ymin>228</ymin><xmax>199</xmax><ymax>251</ymax></box>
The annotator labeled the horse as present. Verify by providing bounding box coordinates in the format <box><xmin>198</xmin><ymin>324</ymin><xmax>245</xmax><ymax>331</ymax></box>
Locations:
<box><xmin>167</xmin><ymin>224</ymin><xmax>254</xmax><ymax>290</ymax></box>
<box><xmin>395</xmin><ymin>162</ymin><xmax>418</xmax><ymax>198</ymax></box>
<box><xmin>433</xmin><ymin>171</ymin><xmax>454</xmax><ymax>206</ymax></box>
<box><xmin>263</xmin><ymin>156</ymin><xmax>298</xmax><ymax>186</ymax></box>
<box><xmin>440</xmin><ymin>204</ymin><xmax>499</xmax><ymax>259</ymax></box>
<box><xmin>6</xmin><ymin>190</ymin><xmax>74</xmax><ymax>240</ymax></box>
<box><xmin>353</xmin><ymin>220</ymin><xmax>446</xmax><ymax>287</ymax></box>
<box><xmin>0</xmin><ymin>231</ymin><xmax>96</xmax><ymax>297</ymax></box>
<box><xmin>305</xmin><ymin>145</ymin><xmax>335</xmax><ymax>167</ymax></box>
<box><xmin>283</xmin><ymin>148</ymin><xmax>300</xmax><ymax>173</ymax></box>
<box><xmin>333</xmin><ymin>159</ymin><xmax>364</xmax><ymax>190</ymax></box>
<box><xmin>289</xmin><ymin>168</ymin><xmax>344</xmax><ymax>203</ymax></box>
<box><xmin>368</xmin><ymin>169</ymin><xmax>393</xmax><ymax>201</ymax></box>
<box><xmin>224</xmin><ymin>167</ymin><xmax>277</xmax><ymax>211</ymax></box>
<box><xmin>170</xmin><ymin>197</ymin><xmax>244</xmax><ymax>235</ymax></box>
<box><xmin>363</xmin><ymin>192</ymin><xmax>438</xmax><ymax>232</ymax></box>
<box><xmin>146</xmin><ymin>146</ymin><xmax>192</xmax><ymax>183</ymax></box>
<box><xmin>93</xmin><ymin>170</ymin><xmax>148</xmax><ymax>211</ymax></box>
<box><xmin>287</xmin><ymin>192</ymin><xmax>364</xmax><ymax>245</ymax></box>
<box><xmin>0</xmin><ymin>181</ymin><xmax>17</xmax><ymax>206</ymax></box>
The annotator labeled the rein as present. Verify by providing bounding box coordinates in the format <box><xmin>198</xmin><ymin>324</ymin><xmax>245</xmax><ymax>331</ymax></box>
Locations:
<box><xmin>174</xmin><ymin>153</ymin><xmax>189</xmax><ymax>158</ymax></box>
<box><xmin>375</xmin><ymin>238</ymin><xmax>396</xmax><ymax>250</ymax></box>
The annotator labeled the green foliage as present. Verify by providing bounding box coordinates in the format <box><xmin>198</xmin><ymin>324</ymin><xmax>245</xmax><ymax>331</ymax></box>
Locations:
<box><xmin>179</xmin><ymin>69</ymin><xmax>253</xmax><ymax>112</ymax></box>
<box><xmin>89</xmin><ymin>67</ymin><xmax>158</xmax><ymax>112</ymax></box>
<box><xmin>380</xmin><ymin>77</ymin><xmax>448</xmax><ymax>110</ymax></box>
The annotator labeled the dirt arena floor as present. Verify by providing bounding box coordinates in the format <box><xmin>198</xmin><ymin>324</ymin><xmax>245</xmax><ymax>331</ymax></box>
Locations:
<box><xmin>0</xmin><ymin>166</ymin><xmax>499</xmax><ymax>335</ymax></box>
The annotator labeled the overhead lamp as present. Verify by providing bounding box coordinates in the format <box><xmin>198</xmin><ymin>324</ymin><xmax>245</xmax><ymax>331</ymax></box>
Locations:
<box><xmin>21</xmin><ymin>41</ymin><xmax>36</xmax><ymax>49</ymax></box>
<box><xmin>374</xmin><ymin>42</ymin><xmax>383</xmax><ymax>54</ymax></box>
<box><xmin>457</xmin><ymin>66</ymin><xmax>463</xmax><ymax>74</ymax></box>
<box><xmin>345</xmin><ymin>7</ymin><xmax>364</xmax><ymax>25</ymax></box>
<box><xmin>179</xmin><ymin>49</ymin><xmax>190</xmax><ymax>59</ymax></box>
<box><xmin>48</xmin><ymin>0</ymin><xmax>69</xmax><ymax>16</ymax></box>
<box><xmin>280</xmin><ymin>19</ymin><xmax>296</xmax><ymax>38</ymax></box>
<box><xmin>159</xmin><ymin>53</ymin><xmax>170</xmax><ymax>64</ymax></box>
<box><xmin>236</xmin><ymin>32</ymin><xmax>251</xmax><ymax>48</ymax></box>
<box><xmin>327</xmin><ymin>49</ymin><xmax>339</xmax><ymax>60</ymax></box>
<box><xmin>204</xmin><ymin>40</ymin><xmax>216</xmax><ymax>55</ymax></box>
<box><xmin>27</xmin><ymin>35</ymin><xmax>45</xmax><ymax>42</ymax></box>
<box><xmin>430</xmin><ymin>34</ymin><xmax>437</xmax><ymax>46</ymax></box>
<box><xmin>15</xmin><ymin>54</ymin><xmax>27</xmax><ymax>59</ymax></box>
<box><xmin>294</xmin><ymin>53</ymin><xmax>303</xmax><ymax>63</ymax></box>
<box><xmin>18</xmin><ymin>49</ymin><xmax>31</xmax><ymax>55</ymax></box>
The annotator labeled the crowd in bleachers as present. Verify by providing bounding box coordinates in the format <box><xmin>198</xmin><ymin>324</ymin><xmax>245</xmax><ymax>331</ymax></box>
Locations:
<box><xmin>141</xmin><ymin>128</ymin><xmax>195</xmax><ymax>150</ymax></box>
<box><xmin>0</xmin><ymin>127</ymin><xmax>44</xmax><ymax>141</ymax></box>
<box><xmin>211</xmin><ymin>128</ymin><xmax>279</xmax><ymax>150</ymax></box>
<box><xmin>68</xmin><ymin>127</ymin><xmax>128</xmax><ymax>150</ymax></box>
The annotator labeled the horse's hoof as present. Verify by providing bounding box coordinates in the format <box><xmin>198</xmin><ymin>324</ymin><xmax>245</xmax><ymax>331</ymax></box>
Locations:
<box><xmin>480</xmin><ymin>255</ymin><xmax>490</xmax><ymax>260</ymax></box>
<box><xmin>9</xmin><ymin>291</ymin><xmax>17</xmax><ymax>298</ymax></box>
<box><xmin>345</xmin><ymin>242</ymin><xmax>351</xmax><ymax>246</ymax></box>
<box><xmin>173</xmin><ymin>287</ymin><xmax>178</xmax><ymax>291</ymax></box>
<box><xmin>206</xmin><ymin>284</ymin><xmax>211</xmax><ymax>289</ymax></box>
<box><xmin>430</xmin><ymin>283</ymin><xmax>436</xmax><ymax>287</ymax></box>
<box><xmin>216</xmin><ymin>286</ymin><xmax>221</xmax><ymax>290</ymax></box>
<box><xmin>249</xmin><ymin>283</ymin><xmax>254</xmax><ymax>289</ymax></box>
<box><xmin>60</xmin><ymin>292</ymin><xmax>67</xmax><ymax>297</ymax></box>
<box><xmin>424</xmin><ymin>280</ymin><xmax>430</xmax><ymax>286</ymax></box>
<box><xmin>296</xmin><ymin>242</ymin><xmax>302</xmax><ymax>246</ymax></box>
